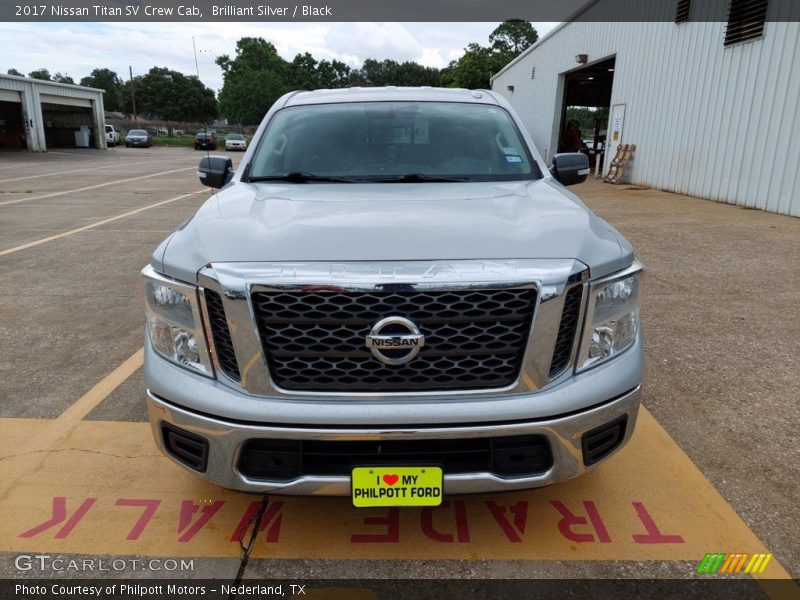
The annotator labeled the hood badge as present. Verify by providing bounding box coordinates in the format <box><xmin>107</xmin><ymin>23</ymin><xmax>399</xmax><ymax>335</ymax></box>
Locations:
<box><xmin>365</xmin><ymin>316</ymin><xmax>425</xmax><ymax>365</ymax></box>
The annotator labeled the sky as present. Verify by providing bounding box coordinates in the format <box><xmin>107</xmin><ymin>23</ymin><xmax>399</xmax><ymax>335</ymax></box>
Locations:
<box><xmin>0</xmin><ymin>22</ymin><xmax>558</xmax><ymax>93</ymax></box>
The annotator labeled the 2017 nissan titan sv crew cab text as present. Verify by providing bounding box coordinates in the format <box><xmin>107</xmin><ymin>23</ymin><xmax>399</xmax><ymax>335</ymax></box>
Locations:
<box><xmin>143</xmin><ymin>87</ymin><xmax>643</xmax><ymax>506</ymax></box>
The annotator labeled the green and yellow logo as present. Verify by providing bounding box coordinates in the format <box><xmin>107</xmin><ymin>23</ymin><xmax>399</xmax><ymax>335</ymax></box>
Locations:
<box><xmin>696</xmin><ymin>552</ymin><xmax>773</xmax><ymax>574</ymax></box>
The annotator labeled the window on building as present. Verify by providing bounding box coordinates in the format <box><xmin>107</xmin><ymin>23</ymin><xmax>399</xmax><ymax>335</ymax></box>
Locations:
<box><xmin>724</xmin><ymin>0</ymin><xmax>769</xmax><ymax>46</ymax></box>
<box><xmin>675</xmin><ymin>0</ymin><xmax>691</xmax><ymax>23</ymax></box>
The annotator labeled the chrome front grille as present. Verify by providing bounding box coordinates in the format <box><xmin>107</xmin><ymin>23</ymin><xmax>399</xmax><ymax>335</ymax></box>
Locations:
<box><xmin>251</xmin><ymin>289</ymin><xmax>537</xmax><ymax>392</ymax></box>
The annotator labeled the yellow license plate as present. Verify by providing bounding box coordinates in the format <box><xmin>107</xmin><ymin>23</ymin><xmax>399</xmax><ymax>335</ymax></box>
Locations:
<box><xmin>351</xmin><ymin>466</ymin><xmax>443</xmax><ymax>508</ymax></box>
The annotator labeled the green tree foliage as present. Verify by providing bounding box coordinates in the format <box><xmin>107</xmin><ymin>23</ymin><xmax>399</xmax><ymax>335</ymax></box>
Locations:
<box><xmin>440</xmin><ymin>43</ymin><xmax>497</xmax><ymax>89</ymax></box>
<box><xmin>286</xmin><ymin>53</ymin><xmax>352</xmax><ymax>91</ymax></box>
<box><xmin>28</xmin><ymin>68</ymin><xmax>52</xmax><ymax>81</ymax></box>
<box><xmin>216</xmin><ymin>37</ymin><xmax>290</xmax><ymax>125</ymax></box>
<box><xmin>566</xmin><ymin>106</ymin><xmax>610</xmax><ymax>132</ymax></box>
<box><xmin>442</xmin><ymin>21</ymin><xmax>538</xmax><ymax>89</ymax></box>
<box><xmin>214</xmin><ymin>21</ymin><xmax>536</xmax><ymax>122</ymax></box>
<box><xmin>489</xmin><ymin>19</ymin><xmax>538</xmax><ymax>57</ymax></box>
<box><xmin>316</xmin><ymin>59</ymin><xmax>351</xmax><ymax>88</ymax></box>
<box><xmin>350</xmin><ymin>59</ymin><xmax>440</xmax><ymax>87</ymax></box>
<box><xmin>6</xmin><ymin>68</ymin><xmax>23</xmax><ymax>76</ymax></box>
<box><xmin>122</xmin><ymin>67</ymin><xmax>217</xmax><ymax>122</ymax></box>
<box><xmin>80</xmin><ymin>68</ymin><xmax>124</xmax><ymax>112</ymax></box>
<box><xmin>52</xmin><ymin>72</ymin><xmax>75</xmax><ymax>84</ymax></box>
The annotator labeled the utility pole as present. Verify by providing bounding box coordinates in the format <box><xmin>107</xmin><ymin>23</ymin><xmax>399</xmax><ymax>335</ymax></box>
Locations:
<box><xmin>128</xmin><ymin>66</ymin><xmax>137</xmax><ymax>122</ymax></box>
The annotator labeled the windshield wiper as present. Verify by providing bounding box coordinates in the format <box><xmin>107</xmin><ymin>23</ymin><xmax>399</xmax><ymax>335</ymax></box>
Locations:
<box><xmin>366</xmin><ymin>173</ymin><xmax>469</xmax><ymax>183</ymax></box>
<box><xmin>248</xmin><ymin>172</ymin><xmax>355</xmax><ymax>183</ymax></box>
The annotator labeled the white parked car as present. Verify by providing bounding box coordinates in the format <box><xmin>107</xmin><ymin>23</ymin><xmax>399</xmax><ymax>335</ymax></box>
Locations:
<box><xmin>225</xmin><ymin>133</ymin><xmax>247</xmax><ymax>151</ymax></box>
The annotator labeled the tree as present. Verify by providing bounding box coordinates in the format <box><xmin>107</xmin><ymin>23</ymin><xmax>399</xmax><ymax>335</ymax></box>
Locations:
<box><xmin>316</xmin><ymin>59</ymin><xmax>350</xmax><ymax>88</ymax></box>
<box><xmin>80</xmin><ymin>68</ymin><xmax>124</xmax><ymax>112</ymax></box>
<box><xmin>216</xmin><ymin>38</ymin><xmax>290</xmax><ymax>124</ymax></box>
<box><xmin>289</xmin><ymin>52</ymin><xmax>320</xmax><ymax>90</ymax></box>
<box><xmin>349</xmin><ymin>59</ymin><xmax>440</xmax><ymax>87</ymax></box>
<box><xmin>286</xmin><ymin>53</ymin><xmax>352</xmax><ymax>91</ymax></box>
<box><xmin>440</xmin><ymin>43</ymin><xmax>496</xmax><ymax>89</ymax></box>
<box><xmin>566</xmin><ymin>106</ymin><xmax>609</xmax><ymax>133</ymax></box>
<box><xmin>489</xmin><ymin>20</ymin><xmax>538</xmax><ymax>56</ymax></box>
<box><xmin>28</xmin><ymin>68</ymin><xmax>52</xmax><ymax>81</ymax></box>
<box><xmin>52</xmin><ymin>72</ymin><xmax>75</xmax><ymax>84</ymax></box>
<box><xmin>6</xmin><ymin>68</ymin><xmax>23</xmax><ymax>76</ymax></box>
<box><xmin>441</xmin><ymin>20</ymin><xmax>538</xmax><ymax>90</ymax></box>
<box><xmin>121</xmin><ymin>67</ymin><xmax>217</xmax><ymax>122</ymax></box>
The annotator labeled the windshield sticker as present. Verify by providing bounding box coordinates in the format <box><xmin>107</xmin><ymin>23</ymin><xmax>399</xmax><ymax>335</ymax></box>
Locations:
<box><xmin>505</xmin><ymin>155</ymin><xmax>524</xmax><ymax>163</ymax></box>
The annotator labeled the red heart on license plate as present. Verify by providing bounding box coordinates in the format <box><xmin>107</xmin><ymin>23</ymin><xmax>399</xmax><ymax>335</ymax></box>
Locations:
<box><xmin>382</xmin><ymin>474</ymin><xmax>399</xmax><ymax>486</ymax></box>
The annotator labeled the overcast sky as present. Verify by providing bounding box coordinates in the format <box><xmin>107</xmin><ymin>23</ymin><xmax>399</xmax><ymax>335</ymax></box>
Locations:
<box><xmin>0</xmin><ymin>22</ymin><xmax>558</xmax><ymax>92</ymax></box>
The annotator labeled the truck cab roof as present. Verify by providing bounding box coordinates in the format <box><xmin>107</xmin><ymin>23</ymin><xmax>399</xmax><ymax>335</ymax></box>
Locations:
<box><xmin>282</xmin><ymin>86</ymin><xmax>502</xmax><ymax>107</ymax></box>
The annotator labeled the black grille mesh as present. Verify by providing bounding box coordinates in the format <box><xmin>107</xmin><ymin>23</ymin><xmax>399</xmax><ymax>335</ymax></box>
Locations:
<box><xmin>252</xmin><ymin>289</ymin><xmax>537</xmax><ymax>392</ymax></box>
<box><xmin>549</xmin><ymin>284</ymin><xmax>584</xmax><ymax>378</ymax></box>
<box><xmin>204</xmin><ymin>290</ymin><xmax>241</xmax><ymax>381</ymax></box>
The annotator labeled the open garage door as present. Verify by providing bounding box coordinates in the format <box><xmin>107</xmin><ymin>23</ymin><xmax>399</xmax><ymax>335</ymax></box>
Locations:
<box><xmin>0</xmin><ymin>91</ymin><xmax>26</xmax><ymax>150</ymax></box>
<box><xmin>40</xmin><ymin>95</ymin><xmax>98</xmax><ymax>149</ymax></box>
<box><xmin>558</xmin><ymin>56</ymin><xmax>616</xmax><ymax>172</ymax></box>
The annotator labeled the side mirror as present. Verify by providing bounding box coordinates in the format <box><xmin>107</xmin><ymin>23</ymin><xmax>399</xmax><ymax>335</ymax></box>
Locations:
<box><xmin>197</xmin><ymin>155</ymin><xmax>234</xmax><ymax>188</ymax></box>
<box><xmin>550</xmin><ymin>152</ymin><xmax>590</xmax><ymax>186</ymax></box>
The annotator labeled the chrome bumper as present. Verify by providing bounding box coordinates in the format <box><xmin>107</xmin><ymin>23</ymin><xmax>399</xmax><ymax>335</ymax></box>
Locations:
<box><xmin>146</xmin><ymin>385</ymin><xmax>641</xmax><ymax>495</ymax></box>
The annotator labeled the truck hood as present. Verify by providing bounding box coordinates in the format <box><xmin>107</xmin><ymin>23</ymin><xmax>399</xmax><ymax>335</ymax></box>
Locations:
<box><xmin>156</xmin><ymin>179</ymin><xmax>632</xmax><ymax>282</ymax></box>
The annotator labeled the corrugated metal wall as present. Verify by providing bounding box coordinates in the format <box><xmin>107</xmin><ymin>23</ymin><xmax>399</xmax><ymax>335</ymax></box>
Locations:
<box><xmin>0</xmin><ymin>75</ymin><xmax>106</xmax><ymax>151</ymax></box>
<box><xmin>492</xmin><ymin>6</ymin><xmax>800</xmax><ymax>217</ymax></box>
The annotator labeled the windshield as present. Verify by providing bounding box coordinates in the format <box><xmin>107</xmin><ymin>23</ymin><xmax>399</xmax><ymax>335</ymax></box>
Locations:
<box><xmin>227</xmin><ymin>134</ymin><xmax>244</xmax><ymax>140</ymax></box>
<box><xmin>129</xmin><ymin>130</ymin><xmax>147</xmax><ymax>136</ymax></box>
<box><xmin>248</xmin><ymin>101</ymin><xmax>539</xmax><ymax>182</ymax></box>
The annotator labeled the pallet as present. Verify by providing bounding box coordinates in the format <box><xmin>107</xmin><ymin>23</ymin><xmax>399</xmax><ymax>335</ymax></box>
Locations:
<box><xmin>604</xmin><ymin>144</ymin><xmax>636</xmax><ymax>184</ymax></box>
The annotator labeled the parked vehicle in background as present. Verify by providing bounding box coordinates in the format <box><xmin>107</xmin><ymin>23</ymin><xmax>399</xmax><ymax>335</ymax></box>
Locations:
<box><xmin>225</xmin><ymin>133</ymin><xmax>247</xmax><ymax>151</ymax></box>
<box><xmin>105</xmin><ymin>125</ymin><xmax>120</xmax><ymax>147</ymax></box>
<box><xmin>125</xmin><ymin>129</ymin><xmax>152</xmax><ymax>148</ymax></box>
<box><xmin>143</xmin><ymin>87</ymin><xmax>643</xmax><ymax>502</ymax></box>
<box><xmin>194</xmin><ymin>131</ymin><xmax>217</xmax><ymax>150</ymax></box>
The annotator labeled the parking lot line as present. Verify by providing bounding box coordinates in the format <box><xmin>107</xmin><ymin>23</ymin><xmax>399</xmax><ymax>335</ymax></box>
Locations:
<box><xmin>56</xmin><ymin>349</ymin><xmax>144</xmax><ymax>426</ymax></box>
<box><xmin>0</xmin><ymin>348</ymin><xmax>145</xmax><ymax>505</ymax></box>
<box><xmin>0</xmin><ymin>160</ymin><xmax>188</xmax><ymax>183</ymax></box>
<box><xmin>0</xmin><ymin>190</ymin><xmax>206</xmax><ymax>256</ymax></box>
<box><xmin>0</xmin><ymin>167</ymin><xmax>195</xmax><ymax>206</ymax></box>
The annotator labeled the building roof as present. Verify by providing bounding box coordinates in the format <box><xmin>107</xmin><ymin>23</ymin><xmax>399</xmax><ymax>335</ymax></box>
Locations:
<box><xmin>490</xmin><ymin>0</ymin><xmax>598</xmax><ymax>84</ymax></box>
<box><xmin>0</xmin><ymin>73</ymin><xmax>104</xmax><ymax>94</ymax></box>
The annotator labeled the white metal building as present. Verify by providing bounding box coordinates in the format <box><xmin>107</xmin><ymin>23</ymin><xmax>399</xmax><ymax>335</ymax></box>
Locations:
<box><xmin>0</xmin><ymin>74</ymin><xmax>106</xmax><ymax>152</ymax></box>
<box><xmin>491</xmin><ymin>1</ymin><xmax>800</xmax><ymax>217</ymax></box>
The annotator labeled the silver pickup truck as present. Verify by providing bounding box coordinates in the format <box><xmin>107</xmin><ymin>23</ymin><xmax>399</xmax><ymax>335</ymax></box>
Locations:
<box><xmin>143</xmin><ymin>87</ymin><xmax>643</xmax><ymax>505</ymax></box>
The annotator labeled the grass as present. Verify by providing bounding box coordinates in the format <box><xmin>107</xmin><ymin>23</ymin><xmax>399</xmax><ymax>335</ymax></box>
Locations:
<box><xmin>121</xmin><ymin>134</ymin><xmax>248</xmax><ymax>148</ymax></box>
<box><xmin>148</xmin><ymin>135</ymin><xmax>195</xmax><ymax>147</ymax></box>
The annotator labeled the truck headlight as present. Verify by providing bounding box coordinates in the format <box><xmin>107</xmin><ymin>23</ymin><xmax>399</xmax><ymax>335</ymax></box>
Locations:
<box><xmin>576</xmin><ymin>260</ymin><xmax>644</xmax><ymax>372</ymax></box>
<box><xmin>142</xmin><ymin>265</ymin><xmax>213</xmax><ymax>377</ymax></box>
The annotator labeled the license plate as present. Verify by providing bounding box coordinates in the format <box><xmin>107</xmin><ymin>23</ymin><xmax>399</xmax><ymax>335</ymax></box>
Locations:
<box><xmin>351</xmin><ymin>466</ymin><xmax>443</xmax><ymax>508</ymax></box>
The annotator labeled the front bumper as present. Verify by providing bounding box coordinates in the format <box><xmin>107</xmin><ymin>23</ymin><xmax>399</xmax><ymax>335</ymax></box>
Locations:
<box><xmin>146</xmin><ymin>373</ymin><xmax>641</xmax><ymax>495</ymax></box>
